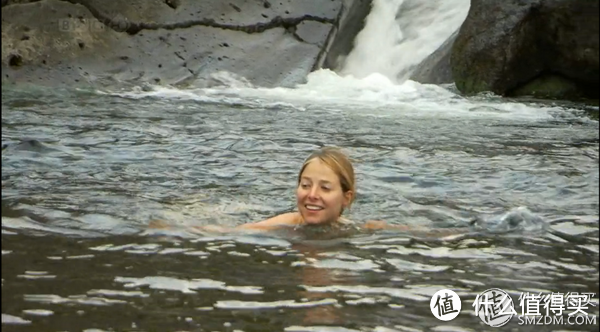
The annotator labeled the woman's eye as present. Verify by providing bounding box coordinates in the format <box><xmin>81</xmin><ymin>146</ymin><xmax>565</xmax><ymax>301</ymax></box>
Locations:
<box><xmin>301</xmin><ymin>183</ymin><xmax>310</xmax><ymax>189</ymax></box>
<box><xmin>321</xmin><ymin>186</ymin><xmax>331</xmax><ymax>191</ymax></box>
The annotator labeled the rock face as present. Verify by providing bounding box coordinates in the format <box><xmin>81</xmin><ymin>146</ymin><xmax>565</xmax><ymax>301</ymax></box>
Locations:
<box><xmin>451</xmin><ymin>0</ymin><xmax>599</xmax><ymax>100</ymax></box>
<box><xmin>1</xmin><ymin>0</ymin><xmax>372</xmax><ymax>88</ymax></box>
<box><xmin>409</xmin><ymin>31</ymin><xmax>458</xmax><ymax>85</ymax></box>
<box><xmin>322</xmin><ymin>0</ymin><xmax>372</xmax><ymax>71</ymax></box>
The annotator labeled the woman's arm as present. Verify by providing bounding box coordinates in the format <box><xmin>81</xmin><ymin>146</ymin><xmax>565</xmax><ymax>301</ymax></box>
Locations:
<box><xmin>237</xmin><ymin>212</ymin><xmax>300</xmax><ymax>231</ymax></box>
<box><xmin>148</xmin><ymin>212</ymin><xmax>300</xmax><ymax>234</ymax></box>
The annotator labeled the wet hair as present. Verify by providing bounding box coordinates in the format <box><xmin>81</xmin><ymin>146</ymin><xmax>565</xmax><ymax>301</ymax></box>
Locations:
<box><xmin>297</xmin><ymin>147</ymin><xmax>356</xmax><ymax>211</ymax></box>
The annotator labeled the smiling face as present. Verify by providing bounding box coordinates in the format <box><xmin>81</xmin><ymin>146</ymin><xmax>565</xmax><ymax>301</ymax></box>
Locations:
<box><xmin>296</xmin><ymin>158</ymin><xmax>353</xmax><ymax>225</ymax></box>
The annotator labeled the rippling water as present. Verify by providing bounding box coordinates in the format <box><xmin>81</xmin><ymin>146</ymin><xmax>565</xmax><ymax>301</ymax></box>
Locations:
<box><xmin>2</xmin><ymin>73</ymin><xmax>599</xmax><ymax>331</ymax></box>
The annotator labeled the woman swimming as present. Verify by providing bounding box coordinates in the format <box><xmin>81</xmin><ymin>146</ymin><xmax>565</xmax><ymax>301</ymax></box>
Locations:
<box><xmin>230</xmin><ymin>147</ymin><xmax>415</xmax><ymax>232</ymax></box>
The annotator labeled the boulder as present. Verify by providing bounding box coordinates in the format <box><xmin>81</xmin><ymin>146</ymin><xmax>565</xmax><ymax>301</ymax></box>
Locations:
<box><xmin>451</xmin><ymin>0</ymin><xmax>599</xmax><ymax>101</ymax></box>
<box><xmin>409</xmin><ymin>31</ymin><xmax>458</xmax><ymax>85</ymax></box>
<box><xmin>1</xmin><ymin>0</ymin><xmax>371</xmax><ymax>88</ymax></box>
<box><xmin>322</xmin><ymin>0</ymin><xmax>373</xmax><ymax>71</ymax></box>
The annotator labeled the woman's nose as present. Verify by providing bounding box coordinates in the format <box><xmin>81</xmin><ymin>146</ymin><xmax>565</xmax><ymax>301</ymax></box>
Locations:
<box><xmin>308</xmin><ymin>186</ymin><xmax>320</xmax><ymax>199</ymax></box>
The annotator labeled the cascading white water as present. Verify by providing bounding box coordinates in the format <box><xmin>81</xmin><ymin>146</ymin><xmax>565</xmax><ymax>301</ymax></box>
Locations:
<box><xmin>339</xmin><ymin>0</ymin><xmax>470</xmax><ymax>83</ymax></box>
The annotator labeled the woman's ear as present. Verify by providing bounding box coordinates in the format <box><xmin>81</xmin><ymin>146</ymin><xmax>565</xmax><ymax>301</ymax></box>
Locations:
<box><xmin>343</xmin><ymin>191</ymin><xmax>354</xmax><ymax>207</ymax></box>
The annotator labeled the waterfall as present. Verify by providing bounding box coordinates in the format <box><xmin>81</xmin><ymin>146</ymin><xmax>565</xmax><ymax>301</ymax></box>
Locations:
<box><xmin>339</xmin><ymin>0</ymin><xmax>470</xmax><ymax>84</ymax></box>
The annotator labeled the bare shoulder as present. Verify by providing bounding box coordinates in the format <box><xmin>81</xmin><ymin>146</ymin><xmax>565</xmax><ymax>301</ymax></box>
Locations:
<box><xmin>238</xmin><ymin>212</ymin><xmax>302</xmax><ymax>231</ymax></box>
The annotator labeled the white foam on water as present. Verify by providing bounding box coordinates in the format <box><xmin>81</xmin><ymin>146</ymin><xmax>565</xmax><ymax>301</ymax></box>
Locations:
<box><xmin>109</xmin><ymin>69</ymin><xmax>565</xmax><ymax>123</ymax></box>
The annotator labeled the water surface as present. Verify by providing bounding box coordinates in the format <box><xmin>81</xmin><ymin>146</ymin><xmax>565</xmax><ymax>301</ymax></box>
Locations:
<box><xmin>2</xmin><ymin>75</ymin><xmax>598</xmax><ymax>331</ymax></box>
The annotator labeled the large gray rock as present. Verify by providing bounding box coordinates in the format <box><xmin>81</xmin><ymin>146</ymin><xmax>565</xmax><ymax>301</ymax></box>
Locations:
<box><xmin>451</xmin><ymin>0</ymin><xmax>599</xmax><ymax>100</ymax></box>
<box><xmin>409</xmin><ymin>31</ymin><xmax>457</xmax><ymax>85</ymax></box>
<box><xmin>1</xmin><ymin>0</ymin><xmax>371</xmax><ymax>88</ymax></box>
<box><xmin>322</xmin><ymin>0</ymin><xmax>372</xmax><ymax>71</ymax></box>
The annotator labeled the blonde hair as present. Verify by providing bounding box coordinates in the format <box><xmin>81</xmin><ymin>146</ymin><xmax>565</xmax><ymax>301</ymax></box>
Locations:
<box><xmin>297</xmin><ymin>147</ymin><xmax>356</xmax><ymax>210</ymax></box>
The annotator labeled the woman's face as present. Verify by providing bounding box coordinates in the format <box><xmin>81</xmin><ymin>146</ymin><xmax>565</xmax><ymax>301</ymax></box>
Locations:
<box><xmin>296</xmin><ymin>159</ymin><xmax>351</xmax><ymax>225</ymax></box>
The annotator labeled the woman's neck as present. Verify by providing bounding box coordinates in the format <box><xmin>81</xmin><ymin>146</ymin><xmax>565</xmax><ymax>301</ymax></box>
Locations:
<box><xmin>296</xmin><ymin>215</ymin><xmax>351</xmax><ymax>227</ymax></box>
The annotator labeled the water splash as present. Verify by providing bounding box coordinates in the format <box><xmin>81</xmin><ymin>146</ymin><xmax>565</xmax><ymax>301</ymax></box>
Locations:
<box><xmin>339</xmin><ymin>0</ymin><xmax>470</xmax><ymax>83</ymax></box>
<box><xmin>471</xmin><ymin>207</ymin><xmax>549</xmax><ymax>234</ymax></box>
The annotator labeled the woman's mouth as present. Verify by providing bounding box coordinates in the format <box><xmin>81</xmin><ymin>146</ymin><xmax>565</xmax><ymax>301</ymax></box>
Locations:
<box><xmin>305</xmin><ymin>205</ymin><xmax>324</xmax><ymax>211</ymax></box>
